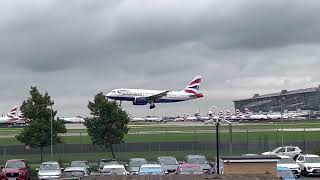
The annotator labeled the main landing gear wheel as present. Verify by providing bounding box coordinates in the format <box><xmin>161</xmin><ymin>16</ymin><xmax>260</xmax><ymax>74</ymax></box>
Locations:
<box><xmin>150</xmin><ymin>104</ymin><xmax>156</xmax><ymax>109</ymax></box>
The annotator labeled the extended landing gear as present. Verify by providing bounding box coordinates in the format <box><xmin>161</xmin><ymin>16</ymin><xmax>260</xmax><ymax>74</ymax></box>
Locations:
<box><xmin>149</xmin><ymin>104</ymin><xmax>155</xmax><ymax>109</ymax></box>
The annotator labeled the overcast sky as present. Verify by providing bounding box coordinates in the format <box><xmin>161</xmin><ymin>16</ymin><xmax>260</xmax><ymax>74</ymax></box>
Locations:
<box><xmin>1</xmin><ymin>0</ymin><xmax>320</xmax><ymax>117</ymax></box>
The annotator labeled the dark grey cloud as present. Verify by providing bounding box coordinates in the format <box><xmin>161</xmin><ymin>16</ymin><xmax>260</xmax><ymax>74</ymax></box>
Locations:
<box><xmin>1</xmin><ymin>0</ymin><xmax>320</xmax><ymax>116</ymax></box>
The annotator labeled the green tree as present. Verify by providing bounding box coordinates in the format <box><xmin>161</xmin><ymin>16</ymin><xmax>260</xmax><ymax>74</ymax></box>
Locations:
<box><xmin>16</xmin><ymin>86</ymin><xmax>66</xmax><ymax>162</ymax></box>
<box><xmin>84</xmin><ymin>92</ymin><xmax>129</xmax><ymax>158</ymax></box>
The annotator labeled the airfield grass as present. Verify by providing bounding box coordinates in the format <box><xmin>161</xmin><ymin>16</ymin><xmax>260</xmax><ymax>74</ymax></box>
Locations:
<box><xmin>2</xmin><ymin>121</ymin><xmax>320</xmax><ymax>135</ymax></box>
<box><xmin>0</xmin><ymin>131</ymin><xmax>319</xmax><ymax>146</ymax></box>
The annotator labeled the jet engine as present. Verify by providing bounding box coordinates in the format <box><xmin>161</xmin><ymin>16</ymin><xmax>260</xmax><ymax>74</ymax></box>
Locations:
<box><xmin>133</xmin><ymin>97</ymin><xmax>148</xmax><ymax>105</ymax></box>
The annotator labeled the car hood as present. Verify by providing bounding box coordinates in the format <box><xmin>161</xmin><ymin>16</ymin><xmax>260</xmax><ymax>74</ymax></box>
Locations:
<box><xmin>3</xmin><ymin>168</ymin><xmax>25</xmax><ymax>173</ymax></box>
<box><xmin>128</xmin><ymin>166</ymin><xmax>140</xmax><ymax>172</ymax></box>
<box><xmin>38</xmin><ymin>170</ymin><xmax>61</xmax><ymax>176</ymax></box>
<box><xmin>277</xmin><ymin>164</ymin><xmax>300</xmax><ymax>169</ymax></box>
<box><xmin>161</xmin><ymin>164</ymin><xmax>178</xmax><ymax>171</ymax></box>
<box><xmin>199</xmin><ymin>164</ymin><xmax>211</xmax><ymax>170</ymax></box>
<box><xmin>304</xmin><ymin>163</ymin><xmax>320</xmax><ymax>167</ymax></box>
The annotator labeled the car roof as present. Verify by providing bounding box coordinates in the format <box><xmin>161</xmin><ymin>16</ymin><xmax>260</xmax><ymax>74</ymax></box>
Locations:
<box><xmin>71</xmin><ymin>160</ymin><xmax>88</xmax><ymax>163</ymax></box>
<box><xmin>64</xmin><ymin>167</ymin><xmax>86</xmax><ymax>171</ymax></box>
<box><xmin>179</xmin><ymin>163</ymin><xmax>201</xmax><ymax>168</ymax></box>
<box><xmin>6</xmin><ymin>159</ymin><xmax>26</xmax><ymax>162</ymax></box>
<box><xmin>129</xmin><ymin>158</ymin><xmax>147</xmax><ymax>161</ymax></box>
<box><xmin>103</xmin><ymin>164</ymin><xmax>125</xmax><ymax>168</ymax></box>
<box><xmin>140</xmin><ymin>164</ymin><xmax>161</xmax><ymax>168</ymax></box>
<box><xmin>157</xmin><ymin>156</ymin><xmax>176</xmax><ymax>159</ymax></box>
<box><xmin>41</xmin><ymin>161</ymin><xmax>59</xmax><ymax>164</ymax></box>
<box><xmin>186</xmin><ymin>155</ymin><xmax>205</xmax><ymax>158</ymax></box>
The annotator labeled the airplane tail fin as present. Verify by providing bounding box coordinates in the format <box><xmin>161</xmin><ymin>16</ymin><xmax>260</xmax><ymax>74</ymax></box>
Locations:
<box><xmin>6</xmin><ymin>106</ymin><xmax>18</xmax><ymax>119</ymax></box>
<box><xmin>183</xmin><ymin>75</ymin><xmax>203</xmax><ymax>98</ymax></box>
<box><xmin>226</xmin><ymin>110</ymin><xmax>232</xmax><ymax>117</ymax></box>
<box><xmin>245</xmin><ymin>108</ymin><xmax>252</xmax><ymax>116</ymax></box>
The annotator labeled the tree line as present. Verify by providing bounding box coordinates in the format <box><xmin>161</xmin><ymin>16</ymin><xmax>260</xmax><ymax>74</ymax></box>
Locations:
<box><xmin>16</xmin><ymin>86</ymin><xmax>129</xmax><ymax>162</ymax></box>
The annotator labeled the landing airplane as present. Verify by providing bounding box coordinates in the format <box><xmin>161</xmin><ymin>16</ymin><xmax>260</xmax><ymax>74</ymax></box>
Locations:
<box><xmin>106</xmin><ymin>76</ymin><xmax>204</xmax><ymax>109</ymax></box>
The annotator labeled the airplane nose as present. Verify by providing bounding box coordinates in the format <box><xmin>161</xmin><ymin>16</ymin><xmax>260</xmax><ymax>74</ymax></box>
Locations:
<box><xmin>106</xmin><ymin>92</ymin><xmax>112</xmax><ymax>97</ymax></box>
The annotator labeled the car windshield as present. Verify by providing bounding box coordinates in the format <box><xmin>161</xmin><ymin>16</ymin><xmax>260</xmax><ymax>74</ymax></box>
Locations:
<box><xmin>188</xmin><ymin>157</ymin><xmax>207</xmax><ymax>164</ymax></box>
<box><xmin>158</xmin><ymin>158</ymin><xmax>177</xmax><ymax>165</ymax></box>
<box><xmin>129</xmin><ymin>160</ymin><xmax>147</xmax><ymax>167</ymax></box>
<box><xmin>5</xmin><ymin>161</ymin><xmax>26</xmax><ymax>168</ymax></box>
<box><xmin>40</xmin><ymin>163</ymin><xmax>60</xmax><ymax>170</ymax></box>
<box><xmin>278</xmin><ymin>158</ymin><xmax>295</xmax><ymax>164</ymax></box>
<box><xmin>278</xmin><ymin>170</ymin><xmax>294</xmax><ymax>178</ymax></box>
<box><xmin>71</xmin><ymin>162</ymin><xmax>87</xmax><ymax>167</ymax></box>
<box><xmin>306</xmin><ymin>157</ymin><xmax>320</xmax><ymax>163</ymax></box>
<box><xmin>102</xmin><ymin>167</ymin><xmax>126</xmax><ymax>175</ymax></box>
<box><xmin>63</xmin><ymin>170</ymin><xmax>85</xmax><ymax>177</ymax></box>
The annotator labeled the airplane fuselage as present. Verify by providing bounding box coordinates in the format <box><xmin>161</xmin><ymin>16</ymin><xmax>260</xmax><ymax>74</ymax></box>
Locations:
<box><xmin>107</xmin><ymin>89</ymin><xmax>198</xmax><ymax>104</ymax></box>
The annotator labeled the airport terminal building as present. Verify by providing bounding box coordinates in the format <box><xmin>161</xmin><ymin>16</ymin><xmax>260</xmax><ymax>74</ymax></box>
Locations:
<box><xmin>233</xmin><ymin>86</ymin><xmax>320</xmax><ymax>113</ymax></box>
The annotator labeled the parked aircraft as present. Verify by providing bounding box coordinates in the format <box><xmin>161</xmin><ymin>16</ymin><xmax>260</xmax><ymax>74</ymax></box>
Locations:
<box><xmin>61</xmin><ymin>116</ymin><xmax>85</xmax><ymax>123</ymax></box>
<box><xmin>128</xmin><ymin>114</ymin><xmax>145</xmax><ymax>122</ymax></box>
<box><xmin>0</xmin><ymin>106</ymin><xmax>18</xmax><ymax>124</ymax></box>
<box><xmin>106</xmin><ymin>76</ymin><xmax>204</xmax><ymax>109</ymax></box>
<box><xmin>244</xmin><ymin>108</ymin><xmax>269</xmax><ymax>120</ymax></box>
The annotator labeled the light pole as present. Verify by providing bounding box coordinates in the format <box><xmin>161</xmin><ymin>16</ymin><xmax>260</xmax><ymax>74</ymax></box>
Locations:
<box><xmin>280</xmin><ymin>95</ymin><xmax>285</xmax><ymax>147</ymax></box>
<box><xmin>216</xmin><ymin>117</ymin><xmax>220</xmax><ymax>175</ymax></box>
<box><xmin>50</xmin><ymin>103</ymin><xmax>53</xmax><ymax>161</ymax></box>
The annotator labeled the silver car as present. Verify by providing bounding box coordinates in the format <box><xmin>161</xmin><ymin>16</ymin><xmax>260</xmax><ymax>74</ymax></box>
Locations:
<box><xmin>157</xmin><ymin>156</ymin><xmax>178</xmax><ymax>174</ymax></box>
<box><xmin>185</xmin><ymin>155</ymin><xmax>211</xmax><ymax>172</ymax></box>
<box><xmin>37</xmin><ymin>161</ymin><xmax>63</xmax><ymax>180</ymax></box>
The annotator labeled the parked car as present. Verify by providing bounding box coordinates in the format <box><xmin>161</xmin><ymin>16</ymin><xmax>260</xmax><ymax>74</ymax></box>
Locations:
<box><xmin>126</xmin><ymin>158</ymin><xmax>148</xmax><ymax>175</ymax></box>
<box><xmin>176</xmin><ymin>163</ymin><xmax>203</xmax><ymax>175</ymax></box>
<box><xmin>60</xmin><ymin>167</ymin><xmax>89</xmax><ymax>179</ymax></box>
<box><xmin>277</xmin><ymin>155</ymin><xmax>300</xmax><ymax>177</ymax></box>
<box><xmin>262</xmin><ymin>146</ymin><xmax>302</xmax><ymax>157</ymax></box>
<box><xmin>0</xmin><ymin>159</ymin><xmax>31</xmax><ymax>180</ymax></box>
<box><xmin>98</xmin><ymin>159</ymin><xmax>119</xmax><ymax>172</ymax></box>
<box><xmin>70</xmin><ymin>161</ymin><xmax>90</xmax><ymax>173</ymax></box>
<box><xmin>101</xmin><ymin>165</ymin><xmax>128</xmax><ymax>175</ymax></box>
<box><xmin>36</xmin><ymin>161</ymin><xmax>63</xmax><ymax>180</ymax></box>
<box><xmin>277</xmin><ymin>166</ymin><xmax>296</xmax><ymax>180</ymax></box>
<box><xmin>184</xmin><ymin>155</ymin><xmax>211</xmax><ymax>172</ymax></box>
<box><xmin>157</xmin><ymin>156</ymin><xmax>179</xmax><ymax>174</ymax></box>
<box><xmin>295</xmin><ymin>154</ymin><xmax>320</xmax><ymax>175</ymax></box>
<box><xmin>138</xmin><ymin>164</ymin><xmax>166</xmax><ymax>175</ymax></box>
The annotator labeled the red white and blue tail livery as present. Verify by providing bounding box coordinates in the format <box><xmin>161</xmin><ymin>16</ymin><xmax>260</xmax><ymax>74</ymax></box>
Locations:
<box><xmin>106</xmin><ymin>76</ymin><xmax>204</xmax><ymax>109</ymax></box>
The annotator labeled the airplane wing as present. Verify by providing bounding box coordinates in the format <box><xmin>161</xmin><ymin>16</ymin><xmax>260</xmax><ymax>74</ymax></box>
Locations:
<box><xmin>146</xmin><ymin>91</ymin><xmax>170</xmax><ymax>102</ymax></box>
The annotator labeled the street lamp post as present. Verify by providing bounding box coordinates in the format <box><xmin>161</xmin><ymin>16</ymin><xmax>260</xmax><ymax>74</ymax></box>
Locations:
<box><xmin>216</xmin><ymin>118</ymin><xmax>220</xmax><ymax>175</ymax></box>
<box><xmin>281</xmin><ymin>96</ymin><xmax>285</xmax><ymax>147</ymax></box>
<box><xmin>50</xmin><ymin>103</ymin><xmax>53</xmax><ymax>161</ymax></box>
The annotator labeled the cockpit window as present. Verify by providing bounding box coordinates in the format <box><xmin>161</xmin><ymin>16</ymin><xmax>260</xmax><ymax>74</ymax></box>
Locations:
<box><xmin>112</xmin><ymin>91</ymin><xmax>116</xmax><ymax>93</ymax></box>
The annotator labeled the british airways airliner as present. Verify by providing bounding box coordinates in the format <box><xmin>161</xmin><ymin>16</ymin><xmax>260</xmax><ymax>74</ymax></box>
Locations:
<box><xmin>106</xmin><ymin>76</ymin><xmax>204</xmax><ymax>109</ymax></box>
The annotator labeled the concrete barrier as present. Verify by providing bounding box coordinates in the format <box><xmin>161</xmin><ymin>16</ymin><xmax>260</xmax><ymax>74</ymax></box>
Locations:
<box><xmin>81</xmin><ymin>174</ymin><xmax>278</xmax><ymax>180</ymax></box>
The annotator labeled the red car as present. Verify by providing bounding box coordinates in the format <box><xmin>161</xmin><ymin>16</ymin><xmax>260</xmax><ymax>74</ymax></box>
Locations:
<box><xmin>0</xmin><ymin>159</ymin><xmax>31</xmax><ymax>180</ymax></box>
<box><xmin>175</xmin><ymin>163</ymin><xmax>203</xmax><ymax>175</ymax></box>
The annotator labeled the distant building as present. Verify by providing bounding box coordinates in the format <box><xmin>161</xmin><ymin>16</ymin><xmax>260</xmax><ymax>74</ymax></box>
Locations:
<box><xmin>233</xmin><ymin>86</ymin><xmax>320</xmax><ymax>113</ymax></box>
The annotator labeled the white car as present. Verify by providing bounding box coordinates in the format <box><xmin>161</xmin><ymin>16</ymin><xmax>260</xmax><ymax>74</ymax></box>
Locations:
<box><xmin>295</xmin><ymin>154</ymin><xmax>320</xmax><ymax>175</ymax></box>
<box><xmin>62</xmin><ymin>167</ymin><xmax>89</xmax><ymax>178</ymax></box>
<box><xmin>101</xmin><ymin>164</ymin><xmax>129</xmax><ymax>175</ymax></box>
<box><xmin>37</xmin><ymin>161</ymin><xmax>63</xmax><ymax>180</ymax></box>
<box><xmin>262</xmin><ymin>146</ymin><xmax>302</xmax><ymax>157</ymax></box>
<box><xmin>277</xmin><ymin>155</ymin><xmax>301</xmax><ymax>177</ymax></box>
